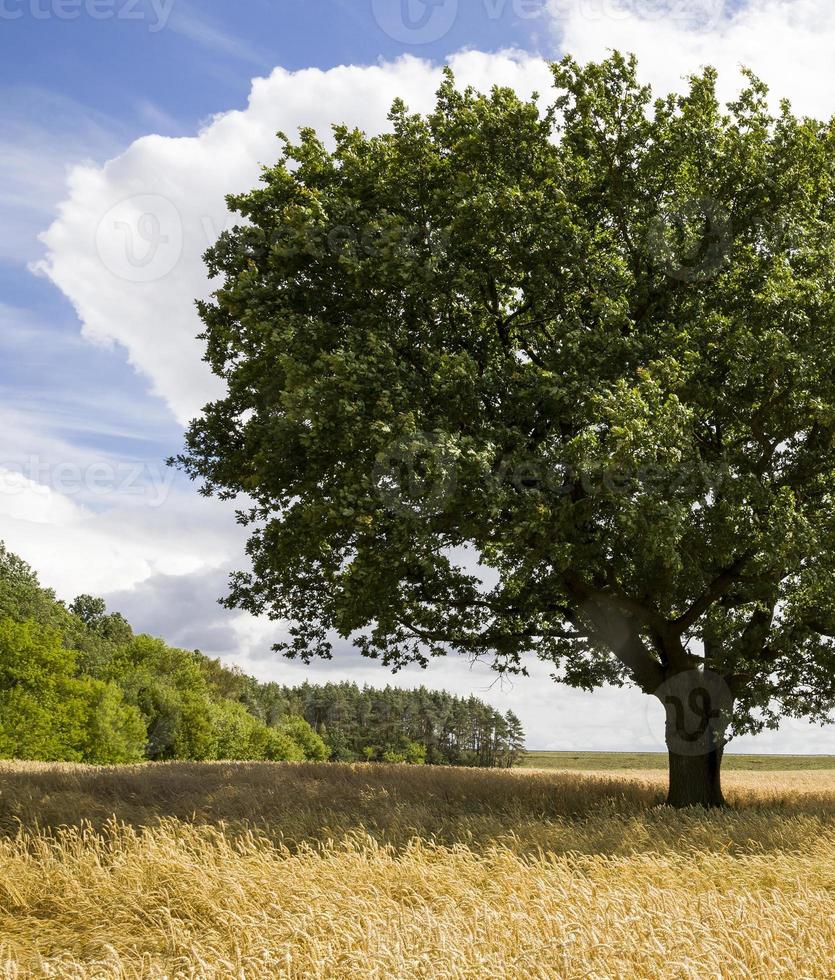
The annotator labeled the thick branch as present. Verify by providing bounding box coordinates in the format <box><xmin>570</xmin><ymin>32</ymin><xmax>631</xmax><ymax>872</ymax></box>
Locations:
<box><xmin>673</xmin><ymin>554</ymin><xmax>753</xmax><ymax>632</ymax></box>
<box><xmin>565</xmin><ymin>577</ymin><xmax>664</xmax><ymax>693</ymax></box>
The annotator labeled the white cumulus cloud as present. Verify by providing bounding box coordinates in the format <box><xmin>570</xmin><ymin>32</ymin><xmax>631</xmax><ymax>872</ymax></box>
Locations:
<box><xmin>554</xmin><ymin>0</ymin><xmax>835</xmax><ymax>116</ymax></box>
<box><xmin>0</xmin><ymin>468</ymin><xmax>85</xmax><ymax>527</ymax></box>
<box><xmin>37</xmin><ymin>51</ymin><xmax>553</xmax><ymax>425</ymax></box>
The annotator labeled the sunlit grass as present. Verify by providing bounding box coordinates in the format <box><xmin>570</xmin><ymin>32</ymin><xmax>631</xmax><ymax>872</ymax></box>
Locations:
<box><xmin>0</xmin><ymin>762</ymin><xmax>833</xmax><ymax>978</ymax></box>
<box><xmin>523</xmin><ymin>749</ymin><xmax>835</xmax><ymax>770</ymax></box>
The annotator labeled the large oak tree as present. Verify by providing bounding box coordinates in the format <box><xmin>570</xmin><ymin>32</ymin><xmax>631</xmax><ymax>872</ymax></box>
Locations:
<box><xmin>176</xmin><ymin>54</ymin><xmax>835</xmax><ymax>807</ymax></box>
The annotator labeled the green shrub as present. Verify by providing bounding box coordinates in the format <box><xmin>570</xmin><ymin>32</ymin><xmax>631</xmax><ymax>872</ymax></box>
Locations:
<box><xmin>280</xmin><ymin>716</ymin><xmax>330</xmax><ymax>761</ymax></box>
<box><xmin>0</xmin><ymin>619</ymin><xmax>146</xmax><ymax>764</ymax></box>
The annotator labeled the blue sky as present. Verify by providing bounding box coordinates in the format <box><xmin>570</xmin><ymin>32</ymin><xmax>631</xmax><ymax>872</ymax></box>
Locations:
<box><xmin>0</xmin><ymin>0</ymin><xmax>546</xmax><ymax>483</ymax></box>
<box><xmin>2</xmin><ymin>0</ymin><xmax>835</xmax><ymax>751</ymax></box>
<box><xmin>1</xmin><ymin>0</ymin><xmax>546</xmax><ymax>166</ymax></box>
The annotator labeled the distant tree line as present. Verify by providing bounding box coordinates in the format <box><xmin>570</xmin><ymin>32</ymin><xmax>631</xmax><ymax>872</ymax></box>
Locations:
<box><xmin>201</xmin><ymin>664</ymin><xmax>526</xmax><ymax>767</ymax></box>
<box><xmin>0</xmin><ymin>544</ymin><xmax>524</xmax><ymax>767</ymax></box>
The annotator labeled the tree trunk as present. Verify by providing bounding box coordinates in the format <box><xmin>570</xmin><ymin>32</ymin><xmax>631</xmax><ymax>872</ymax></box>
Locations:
<box><xmin>659</xmin><ymin>668</ymin><xmax>733</xmax><ymax>808</ymax></box>
<box><xmin>666</xmin><ymin>743</ymin><xmax>725</xmax><ymax>808</ymax></box>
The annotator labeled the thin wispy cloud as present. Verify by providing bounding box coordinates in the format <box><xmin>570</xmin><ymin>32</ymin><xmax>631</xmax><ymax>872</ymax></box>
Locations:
<box><xmin>167</xmin><ymin>5</ymin><xmax>270</xmax><ymax>68</ymax></box>
<box><xmin>0</xmin><ymin>89</ymin><xmax>127</xmax><ymax>266</ymax></box>
<box><xmin>135</xmin><ymin>98</ymin><xmax>183</xmax><ymax>135</ymax></box>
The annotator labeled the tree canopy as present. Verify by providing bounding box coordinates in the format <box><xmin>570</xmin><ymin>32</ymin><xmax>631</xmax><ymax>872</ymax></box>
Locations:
<box><xmin>177</xmin><ymin>53</ymin><xmax>835</xmax><ymax>805</ymax></box>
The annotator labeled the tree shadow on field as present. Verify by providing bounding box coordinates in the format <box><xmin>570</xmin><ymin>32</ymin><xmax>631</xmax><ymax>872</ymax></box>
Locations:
<box><xmin>1</xmin><ymin>761</ymin><xmax>832</xmax><ymax>857</ymax></box>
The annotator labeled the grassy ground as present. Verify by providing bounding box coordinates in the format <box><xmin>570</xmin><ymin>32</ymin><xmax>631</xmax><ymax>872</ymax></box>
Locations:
<box><xmin>0</xmin><ymin>761</ymin><xmax>833</xmax><ymax>978</ymax></box>
<box><xmin>523</xmin><ymin>750</ymin><xmax>835</xmax><ymax>770</ymax></box>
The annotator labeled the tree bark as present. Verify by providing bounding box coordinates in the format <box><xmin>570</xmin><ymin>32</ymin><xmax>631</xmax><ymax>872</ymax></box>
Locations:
<box><xmin>659</xmin><ymin>668</ymin><xmax>732</xmax><ymax>808</ymax></box>
<box><xmin>666</xmin><ymin>743</ymin><xmax>725</xmax><ymax>808</ymax></box>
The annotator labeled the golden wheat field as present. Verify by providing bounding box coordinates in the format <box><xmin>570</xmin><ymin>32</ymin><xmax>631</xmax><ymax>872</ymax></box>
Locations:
<box><xmin>0</xmin><ymin>761</ymin><xmax>833</xmax><ymax>979</ymax></box>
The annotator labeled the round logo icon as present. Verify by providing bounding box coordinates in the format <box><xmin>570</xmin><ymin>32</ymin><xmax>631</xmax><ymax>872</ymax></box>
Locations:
<box><xmin>649</xmin><ymin>669</ymin><xmax>734</xmax><ymax>757</ymax></box>
<box><xmin>645</xmin><ymin>195</ymin><xmax>733</xmax><ymax>283</ymax></box>
<box><xmin>371</xmin><ymin>0</ymin><xmax>459</xmax><ymax>44</ymax></box>
<box><xmin>372</xmin><ymin>433</ymin><xmax>458</xmax><ymax>517</ymax></box>
<box><xmin>95</xmin><ymin>194</ymin><xmax>183</xmax><ymax>283</ymax></box>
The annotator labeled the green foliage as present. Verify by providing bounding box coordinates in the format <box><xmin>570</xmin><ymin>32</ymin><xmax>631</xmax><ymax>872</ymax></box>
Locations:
<box><xmin>120</xmin><ymin>636</ymin><xmax>217</xmax><ymax>761</ymax></box>
<box><xmin>376</xmin><ymin>739</ymin><xmax>426</xmax><ymax>765</ymax></box>
<box><xmin>246</xmin><ymin>681</ymin><xmax>523</xmax><ymax>767</ymax></box>
<box><xmin>404</xmin><ymin>741</ymin><xmax>426</xmax><ymax>765</ymax></box>
<box><xmin>0</xmin><ymin>544</ymin><xmax>71</xmax><ymax>631</ymax></box>
<box><xmin>209</xmin><ymin>699</ymin><xmax>260</xmax><ymax>760</ymax></box>
<box><xmin>279</xmin><ymin>716</ymin><xmax>330</xmax><ymax>761</ymax></box>
<box><xmin>208</xmin><ymin>701</ymin><xmax>309</xmax><ymax>761</ymax></box>
<box><xmin>0</xmin><ymin>619</ymin><xmax>145</xmax><ymax>763</ymax></box>
<box><xmin>69</xmin><ymin>594</ymin><xmax>107</xmax><ymax>627</ymax></box>
<box><xmin>76</xmin><ymin>679</ymin><xmax>146</xmax><ymax>765</ymax></box>
<box><xmin>260</xmin><ymin>728</ymin><xmax>305</xmax><ymax>762</ymax></box>
<box><xmin>1</xmin><ymin>543</ymin><xmax>515</xmax><ymax>767</ymax></box>
<box><xmin>70</xmin><ymin>594</ymin><xmax>133</xmax><ymax>647</ymax></box>
<box><xmin>175</xmin><ymin>53</ymin><xmax>835</xmax><ymax>762</ymax></box>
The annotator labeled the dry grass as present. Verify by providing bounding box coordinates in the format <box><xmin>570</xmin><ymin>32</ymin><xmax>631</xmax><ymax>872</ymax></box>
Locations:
<box><xmin>523</xmin><ymin>750</ymin><xmax>835</xmax><ymax>770</ymax></box>
<box><xmin>0</xmin><ymin>762</ymin><xmax>833</xmax><ymax>978</ymax></box>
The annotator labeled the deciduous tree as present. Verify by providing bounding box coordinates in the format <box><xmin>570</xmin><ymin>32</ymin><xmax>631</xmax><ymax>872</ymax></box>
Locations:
<box><xmin>177</xmin><ymin>54</ymin><xmax>835</xmax><ymax>805</ymax></box>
